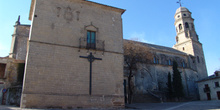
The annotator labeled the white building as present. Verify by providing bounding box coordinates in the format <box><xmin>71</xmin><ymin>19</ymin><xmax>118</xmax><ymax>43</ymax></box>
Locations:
<box><xmin>197</xmin><ymin>71</ymin><xmax>220</xmax><ymax>100</ymax></box>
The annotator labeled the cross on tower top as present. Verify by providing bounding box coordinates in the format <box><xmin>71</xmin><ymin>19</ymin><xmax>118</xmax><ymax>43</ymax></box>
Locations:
<box><xmin>177</xmin><ymin>0</ymin><xmax>182</xmax><ymax>7</ymax></box>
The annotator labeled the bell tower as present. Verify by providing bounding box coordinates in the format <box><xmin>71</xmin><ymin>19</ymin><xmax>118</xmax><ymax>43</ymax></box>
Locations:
<box><xmin>173</xmin><ymin>7</ymin><xmax>199</xmax><ymax>54</ymax></box>
<box><xmin>9</xmin><ymin>16</ymin><xmax>20</xmax><ymax>59</ymax></box>
<box><xmin>173</xmin><ymin>7</ymin><xmax>208</xmax><ymax>79</ymax></box>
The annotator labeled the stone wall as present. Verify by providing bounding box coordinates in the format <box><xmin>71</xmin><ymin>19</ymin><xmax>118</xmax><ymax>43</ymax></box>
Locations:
<box><xmin>130</xmin><ymin>49</ymin><xmax>200</xmax><ymax>102</ymax></box>
<box><xmin>14</xmin><ymin>25</ymin><xmax>30</xmax><ymax>60</ymax></box>
<box><xmin>0</xmin><ymin>58</ymin><xmax>24</xmax><ymax>106</ymax></box>
<box><xmin>9</xmin><ymin>25</ymin><xmax>30</xmax><ymax>60</ymax></box>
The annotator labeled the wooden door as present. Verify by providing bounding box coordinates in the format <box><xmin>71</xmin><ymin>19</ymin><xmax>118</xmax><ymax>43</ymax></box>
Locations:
<box><xmin>217</xmin><ymin>91</ymin><xmax>220</xmax><ymax>100</ymax></box>
<box><xmin>206</xmin><ymin>93</ymin><xmax>211</xmax><ymax>100</ymax></box>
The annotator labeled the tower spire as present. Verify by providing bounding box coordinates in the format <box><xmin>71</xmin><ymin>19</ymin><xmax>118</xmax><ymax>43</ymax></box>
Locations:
<box><xmin>15</xmin><ymin>15</ymin><xmax>20</xmax><ymax>25</ymax></box>
<box><xmin>177</xmin><ymin>0</ymin><xmax>182</xmax><ymax>7</ymax></box>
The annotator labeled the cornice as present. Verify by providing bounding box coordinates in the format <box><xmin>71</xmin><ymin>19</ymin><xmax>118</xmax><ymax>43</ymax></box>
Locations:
<box><xmin>29</xmin><ymin>0</ymin><xmax>126</xmax><ymax>21</ymax></box>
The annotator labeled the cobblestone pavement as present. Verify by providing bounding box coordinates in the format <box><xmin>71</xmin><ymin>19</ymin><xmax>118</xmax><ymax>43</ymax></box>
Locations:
<box><xmin>0</xmin><ymin>100</ymin><xmax>219</xmax><ymax>110</ymax></box>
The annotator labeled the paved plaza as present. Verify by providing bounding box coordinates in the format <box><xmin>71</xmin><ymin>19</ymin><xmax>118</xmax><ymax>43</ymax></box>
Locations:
<box><xmin>0</xmin><ymin>100</ymin><xmax>219</xmax><ymax>110</ymax></box>
<box><xmin>126</xmin><ymin>100</ymin><xmax>220</xmax><ymax>110</ymax></box>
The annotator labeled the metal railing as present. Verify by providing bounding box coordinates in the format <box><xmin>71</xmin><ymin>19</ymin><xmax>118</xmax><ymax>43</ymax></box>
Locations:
<box><xmin>79</xmin><ymin>37</ymin><xmax>105</xmax><ymax>52</ymax></box>
<box><xmin>203</xmin><ymin>87</ymin><xmax>210</xmax><ymax>93</ymax></box>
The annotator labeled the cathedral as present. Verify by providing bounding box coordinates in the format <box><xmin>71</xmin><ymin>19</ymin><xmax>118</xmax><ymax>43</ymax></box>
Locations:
<box><xmin>0</xmin><ymin>0</ymin><xmax>208</xmax><ymax>109</ymax></box>
<box><xmin>124</xmin><ymin>7</ymin><xmax>208</xmax><ymax>102</ymax></box>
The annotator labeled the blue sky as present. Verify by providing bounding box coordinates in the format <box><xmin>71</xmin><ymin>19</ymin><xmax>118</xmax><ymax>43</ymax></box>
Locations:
<box><xmin>0</xmin><ymin>0</ymin><xmax>219</xmax><ymax>76</ymax></box>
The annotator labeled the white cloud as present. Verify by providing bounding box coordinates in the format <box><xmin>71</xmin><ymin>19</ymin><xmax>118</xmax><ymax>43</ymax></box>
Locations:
<box><xmin>127</xmin><ymin>32</ymin><xmax>155</xmax><ymax>44</ymax></box>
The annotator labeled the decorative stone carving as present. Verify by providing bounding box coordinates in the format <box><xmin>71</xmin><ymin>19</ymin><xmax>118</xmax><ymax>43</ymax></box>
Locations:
<box><xmin>64</xmin><ymin>7</ymin><xmax>73</xmax><ymax>23</ymax></box>
<box><xmin>56</xmin><ymin>7</ymin><xmax>61</xmax><ymax>17</ymax></box>
<box><xmin>76</xmin><ymin>11</ymin><xmax>80</xmax><ymax>21</ymax></box>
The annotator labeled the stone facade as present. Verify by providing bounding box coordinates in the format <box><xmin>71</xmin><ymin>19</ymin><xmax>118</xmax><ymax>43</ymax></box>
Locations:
<box><xmin>197</xmin><ymin>71</ymin><xmax>220</xmax><ymax>100</ymax></box>
<box><xmin>21</xmin><ymin>0</ymin><xmax>125</xmax><ymax>109</ymax></box>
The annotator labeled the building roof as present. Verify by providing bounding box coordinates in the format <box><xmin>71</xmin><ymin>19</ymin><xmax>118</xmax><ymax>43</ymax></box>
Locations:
<box><xmin>197</xmin><ymin>74</ymin><xmax>220</xmax><ymax>83</ymax></box>
<box><xmin>175</xmin><ymin>7</ymin><xmax>190</xmax><ymax>14</ymax></box>
<box><xmin>29</xmin><ymin>0</ymin><xmax>125</xmax><ymax>20</ymax></box>
<box><xmin>124</xmin><ymin>39</ymin><xmax>187</xmax><ymax>55</ymax></box>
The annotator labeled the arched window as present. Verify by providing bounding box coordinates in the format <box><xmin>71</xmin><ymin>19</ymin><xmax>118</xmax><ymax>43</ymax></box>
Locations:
<box><xmin>153</xmin><ymin>57</ymin><xmax>156</xmax><ymax>63</ymax></box>
<box><xmin>185</xmin><ymin>22</ymin><xmax>189</xmax><ymax>28</ymax></box>
<box><xmin>168</xmin><ymin>59</ymin><xmax>172</xmax><ymax>65</ymax></box>
<box><xmin>176</xmin><ymin>36</ymin><xmax>179</xmax><ymax>43</ymax></box>
<box><xmin>153</xmin><ymin>56</ymin><xmax>159</xmax><ymax>64</ymax></box>
<box><xmin>182</xmin><ymin>61</ymin><xmax>186</xmax><ymax>67</ymax></box>
<box><xmin>191</xmin><ymin>23</ymin><xmax>194</xmax><ymax>29</ymax></box>
<box><xmin>179</xmin><ymin>24</ymin><xmax>182</xmax><ymax>30</ymax></box>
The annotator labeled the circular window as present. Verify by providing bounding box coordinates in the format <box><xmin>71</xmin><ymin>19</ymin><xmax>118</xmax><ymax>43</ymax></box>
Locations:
<box><xmin>178</xmin><ymin>15</ymin><xmax>180</xmax><ymax>18</ymax></box>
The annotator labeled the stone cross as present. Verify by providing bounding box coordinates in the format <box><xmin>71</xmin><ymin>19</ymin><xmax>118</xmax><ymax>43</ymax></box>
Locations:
<box><xmin>79</xmin><ymin>52</ymin><xmax>102</xmax><ymax>95</ymax></box>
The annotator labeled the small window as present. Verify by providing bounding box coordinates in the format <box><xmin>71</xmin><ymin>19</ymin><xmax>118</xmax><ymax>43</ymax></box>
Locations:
<box><xmin>178</xmin><ymin>15</ymin><xmax>180</xmax><ymax>18</ymax></box>
<box><xmin>185</xmin><ymin>22</ymin><xmax>189</xmax><ymax>28</ymax></box>
<box><xmin>215</xmin><ymin>82</ymin><xmax>219</xmax><ymax>87</ymax></box>
<box><xmin>183</xmin><ymin>47</ymin><xmax>185</xmax><ymax>51</ymax></box>
<box><xmin>0</xmin><ymin>63</ymin><xmax>6</xmax><ymax>79</ymax></box>
<box><xmin>179</xmin><ymin>24</ymin><xmax>182</xmax><ymax>30</ymax></box>
<box><xmin>87</xmin><ymin>31</ymin><xmax>96</xmax><ymax>49</ymax></box>
<box><xmin>183</xmin><ymin>14</ymin><xmax>186</xmax><ymax>16</ymax></box>
<box><xmin>197</xmin><ymin>56</ymin><xmax>200</xmax><ymax>63</ymax></box>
